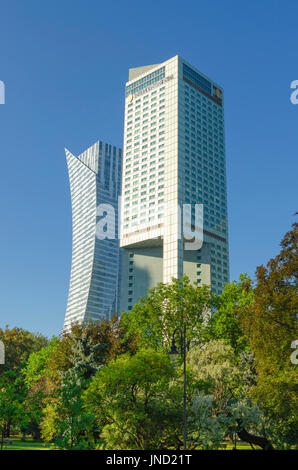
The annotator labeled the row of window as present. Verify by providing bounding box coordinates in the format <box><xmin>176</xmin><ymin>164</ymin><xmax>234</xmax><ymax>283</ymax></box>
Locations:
<box><xmin>127</xmin><ymin>253</ymin><xmax>134</xmax><ymax>309</ymax></box>
<box><xmin>184</xmin><ymin>89</ymin><xmax>223</xmax><ymax>117</ymax></box>
<box><xmin>183</xmin><ymin>64</ymin><xmax>212</xmax><ymax>95</ymax></box>
<box><xmin>126</xmin><ymin>66</ymin><xmax>166</xmax><ymax>97</ymax></box>
<box><xmin>182</xmin><ymin>81</ymin><xmax>227</xmax><ymax>230</ymax></box>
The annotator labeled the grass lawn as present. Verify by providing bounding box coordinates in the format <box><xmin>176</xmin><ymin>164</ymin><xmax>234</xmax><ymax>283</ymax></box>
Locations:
<box><xmin>222</xmin><ymin>442</ymin><xmax>261</xmax><ymax>450</ymax></box>
<box><xmin>1</xmin><ymin>437</ymin><xmax>53</xmax><ymax>451</ymax></box>
<box><xmin>1</xmin><ymin>437</ymin><xmax>261</xmax><ymax>451</ymax></box>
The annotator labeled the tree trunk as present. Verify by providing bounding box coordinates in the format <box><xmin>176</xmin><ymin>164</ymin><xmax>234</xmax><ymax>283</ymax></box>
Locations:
<box><xmin>1</xmin><ymin>429</ymin><xmax>4</xmax><ymax>451</ymax></box>
<box><xmin>4</xmin><ymin>421</ymin><xmax>11</xmax><ymax>438</ymax></box>
<box><xmin>237</xmin><ymin>427</ymin><xmax>274</xmax><ymax>450</ymax></box>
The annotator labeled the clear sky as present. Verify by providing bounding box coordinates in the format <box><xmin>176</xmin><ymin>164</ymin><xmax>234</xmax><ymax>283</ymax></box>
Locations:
<box><xmin>0</xmin><ymin>0</ymin><xmax>297</xmax><ymax>338</ymax></box>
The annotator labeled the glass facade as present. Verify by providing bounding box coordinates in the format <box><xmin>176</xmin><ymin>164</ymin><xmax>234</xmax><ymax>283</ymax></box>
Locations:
<box><xmin>64</xmin><ymin>55</ymin><xmax>230</xmax><ymax>323</ymax></box>
<box><xmin>181</xmin><ymin>63</ymin><xmax>229</xmax><ymax>294</ymax></box>
<box><xmin>64</xmin><ymin>141</ymin><xmax>122</xmax><ymax>331</ymax></box>
<box><xmin>183</xmin><ymin>64</ymin><xmax>212</xmax><ymax>95</ymax></box>
<box><xmin>126</xmin><ymin>66</ymin><xmax>165</xmax><ymax>96</ymax></box>
<box><xmin>120</xmin><ymin>55</ymin><xmax>229</xmax><ymax>312</ymax></box>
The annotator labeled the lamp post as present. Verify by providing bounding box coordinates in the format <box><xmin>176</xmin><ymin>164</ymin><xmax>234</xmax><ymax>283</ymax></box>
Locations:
<box><xmin>168</xmin><ymin>323</ymin><xmax>187</xmax><ymax>450</ymax></box>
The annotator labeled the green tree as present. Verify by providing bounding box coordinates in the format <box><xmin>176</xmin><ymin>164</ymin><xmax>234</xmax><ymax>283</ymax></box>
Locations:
<box><xmin>0</xmin><ymin>327</ymin><xmax>48</xmax><ymax>374</ymax></box>
<box><xmin>208</xmin><ymin>274</ymin><xmax>254</xmax><ymax>356</ymax></box>
<box><xmin>239</xmin><ymin>221</ymin><xmax>298</xmax><ymax>448</ymax></box>
<box><xmin>40</xmin><ymin>401</ymin><xmax>58</xmax><ymax>444</ymax></box>
<box><xmin>23</xmin><ymin>337</ymin><xmax>59</xmax><ymax>388</ymax></box>
<box><xmin>188</xmin><ymin>340</ymin><xmax>273</xmax><ymax>450</ymax></box>
<box><xmin>48</xmin><ymin>317</ymin><xmax>136</xmax><ymax>376</ymax></box>
<box><xmin>0</xmin><ymin>372</ymin><xmax>27</xmax><ymax>449</ymax></box>
<box><xmin>66</xmin><ymin>329</ymin><xmax>104</xmax><ymax>380</ymax></box>
<box><xmin>51</xmin><ymin>370</ymin><xmax>96</xmax><ymax>450</ymax></box>
<box><xmin>39</xmin><ymin>325</ymin><xmax>114</xmax><ymax>449</ymax></box>
<box><xmin>187</xmin><ymin>393</ymin><xmax>225</xmax><ymax>449</ymax></box>
<box><xmin>84</xmin><ymin>349</ymin><xmax>183</xmax><ymax>450</ymax></box>
<box><xmin>21</xmin><ymin>338</ymin><xmax>59</xmax><ymax>440</ymax></box>
<box><xmin>0</xmin><ymin>328</ymin><xmax>48</xmax><ymax>439</ymax></box>
<box><xmin>188</xmin><ymin>340</ymin><xmax>242</xmax><ymax>412</ymax></box>
<box><xmin>121</xmin><ymin>276</ymin><xmax>213</xmax><ymax>352</ymax></box>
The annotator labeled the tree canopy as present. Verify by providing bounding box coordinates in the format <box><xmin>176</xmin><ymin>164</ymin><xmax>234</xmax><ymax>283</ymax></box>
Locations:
<box><xmin>1</xmin><ymin>221</ymin><xmax>297</xmax><ymax>450</ymax></box>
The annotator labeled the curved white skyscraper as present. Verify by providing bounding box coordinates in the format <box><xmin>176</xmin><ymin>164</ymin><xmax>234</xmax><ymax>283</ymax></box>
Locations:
<box><xmin>64</xmin><ymin>141</ymin><xmax>122</xmax><ymax>331</ymax></box>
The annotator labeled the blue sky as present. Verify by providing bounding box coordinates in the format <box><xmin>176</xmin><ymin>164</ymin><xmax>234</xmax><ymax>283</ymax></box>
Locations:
<box><xmin>0</xmin><ymin>0</ymin><xmax>297</xmax><ymax>338</ymax></box>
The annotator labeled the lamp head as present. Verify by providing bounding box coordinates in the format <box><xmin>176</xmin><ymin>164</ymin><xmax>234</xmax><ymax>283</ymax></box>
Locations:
<box><xmin>168</xmin><ymin>337</ymin><xmax>180</xmax><ymax>364</ymax></box>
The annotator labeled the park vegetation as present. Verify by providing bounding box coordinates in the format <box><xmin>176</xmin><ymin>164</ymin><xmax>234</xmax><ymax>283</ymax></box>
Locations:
<box><xmin>0</xmin><ymin>222</ymin><xmax>297</xmax><ymax>450</ymax></box>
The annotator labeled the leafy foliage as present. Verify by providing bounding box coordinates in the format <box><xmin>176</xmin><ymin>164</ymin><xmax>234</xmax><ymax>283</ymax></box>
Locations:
<box><xmin>84</xmin><ymin>349</ymin><xmax>183</xmax><ymax>450</ymax></box>
<box><xmin>1</xmin><ymin>222</ymin><xmax>297</xmax><ymax>450</ymax></box>
<box><xmin>0</xmin><ymin>327</ymin><xmax>48</xmax><ymax>374</ymax></box>
<box><xmin>0</xmin><ymin>371</ymin><xmax>28</xmax><ymax>448</ymax></box>
<box><xmin>48</xmin><ymin>317</ymin><xmax>136</xmax><ymax>376</ymax></box>
<box><xmin>121</xmin><ymin>276</ymin><xmax>213</xmax><ymax>352</ymax></box>
<box><xmin>187</xmin><ymin>340</ymin><xmax>273</xmax><ymax>449</ymax></box>
<box><xmin>239</xmin><ymin>221</ymin><xmax>298</xmax><ymax>448</ymax></box>
<box><xmin>23</xmin><ymin>337</ymin><xmax>59</xmax><ymax>388</ymax></box>
<box><xmin>208</xmin><ymin>274</ymin><xmax>253</xmax><ymax>356</ymax></box>
<box><xmin>51</xmin><ymin>370</ymin><xmax>96</xmax><ymax>450</ymax></box>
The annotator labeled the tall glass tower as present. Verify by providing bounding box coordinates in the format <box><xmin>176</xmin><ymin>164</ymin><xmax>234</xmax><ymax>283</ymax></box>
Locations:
<box><xmin>119</xmin><ymin>55</ymin><xmax>229</xmax><ymax>311</ymax></box>
<box><xmin>64</xmin><ymin>141</ymin><xmax>122</xmax><ymax>331</ymax></box>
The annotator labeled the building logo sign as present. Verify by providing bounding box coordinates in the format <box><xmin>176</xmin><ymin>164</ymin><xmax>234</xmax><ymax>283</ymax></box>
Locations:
<box><xmin>131</xmin><ymin>74</ymin><xmax>174</xmax><ymax>99</ymax></box>
<box><xmin>214</xmin><ymin>87</ymin><xmax>222</xmax><ymax>99</ymax></box>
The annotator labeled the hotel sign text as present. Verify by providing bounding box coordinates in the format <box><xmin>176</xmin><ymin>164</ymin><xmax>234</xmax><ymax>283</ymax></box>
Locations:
<box><xmin>132</xmin><ymin>74</ymin><xmax>174</xmax><ymax>98</ymax></box>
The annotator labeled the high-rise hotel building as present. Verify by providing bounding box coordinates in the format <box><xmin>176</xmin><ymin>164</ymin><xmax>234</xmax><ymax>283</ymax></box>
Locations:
<box><xmin>120</xmin><ymin>55</ymin><xmax>229</xmax><ymax>311</ymax></box>
<box><xmin>64</xmin><ymin>141</ymin><xmax>122</xmax><ymax>330</ymax></box>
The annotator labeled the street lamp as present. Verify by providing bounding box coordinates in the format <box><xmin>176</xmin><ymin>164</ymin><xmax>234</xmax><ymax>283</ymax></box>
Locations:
<box><xmin>168</xmin><ymin>324</ymin><xmax>187</xmax><ymax>450</ymax></box>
